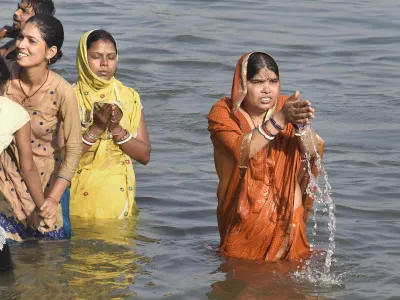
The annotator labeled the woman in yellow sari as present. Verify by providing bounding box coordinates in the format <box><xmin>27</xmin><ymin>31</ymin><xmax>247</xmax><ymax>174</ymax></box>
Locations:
<box><xmin>69</xmin><ymin>29</ymin><xmax>151</xmax><ymax>220</ymax></box>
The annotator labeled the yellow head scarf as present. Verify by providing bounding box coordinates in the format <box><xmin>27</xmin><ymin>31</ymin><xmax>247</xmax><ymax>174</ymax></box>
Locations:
<box><xmin>75</xmin><ymin>30</ymin><xmax>124</xmax><ymax>129</ymax></box>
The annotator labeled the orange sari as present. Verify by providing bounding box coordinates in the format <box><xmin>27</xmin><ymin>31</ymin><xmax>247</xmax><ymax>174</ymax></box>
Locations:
<box><xmin>207</xmin><ymin>53</ymin><xmax>324</xmax><ymax>261</ymax></box>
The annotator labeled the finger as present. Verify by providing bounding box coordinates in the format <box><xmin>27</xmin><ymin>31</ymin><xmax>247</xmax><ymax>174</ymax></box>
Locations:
<box><xmin>288</xmin><ymin>91</ymin><xmax>300</xmax><ymax>101</ymax></box>
<box><xmin>40</xmin><ymin>202</ymin><xmax>48</xmax><ymax>211</ymax></box>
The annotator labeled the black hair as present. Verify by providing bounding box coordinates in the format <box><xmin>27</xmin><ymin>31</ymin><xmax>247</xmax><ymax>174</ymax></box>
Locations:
<box><xmin>0</xmin><ymin>56</ymin><xmax>11</xmax><ymax>87</ymax></box>
<box><xmin>26</xmin><ymin>14</ymin><xmax>64</xmax><ymax>65</ymax></box>
<box><xmin>87</xmin><ymin>29</ymin><xmax>118</xmax><ymax>54</ymax></box>
<box><xmin>28</xmin><ymin>0</ymin><xmax>55</xmax><ymax>16</ymax></box>
<box><xmin>247</xmin><ymin>52</ymin><xmax>279</xmax><ymax>80</ymax></box>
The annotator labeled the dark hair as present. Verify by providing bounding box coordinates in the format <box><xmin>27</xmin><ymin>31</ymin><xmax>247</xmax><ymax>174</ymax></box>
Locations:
<box><xmin>28</xmin><ymin>0</ymin><xmax>55</xmax><ymax>16</ymax></box>
<box><xmin>87</xmin><ymin>29</ymin><xmax>118</xmax><ymax>54</ymax></box>
<box><xmin>0</xmin><ymin>56</ymin><xmax>11</xmax><ymax>87</ymax></box>
<box><xmin>247</xmin><ymin>52</ymin><xmax>279</xmax><ymax>80</ymax></box>
<box><xmin>26</xmin><ymin>14</ymin><xmax>64</xmax><ymax>65</ymax></box>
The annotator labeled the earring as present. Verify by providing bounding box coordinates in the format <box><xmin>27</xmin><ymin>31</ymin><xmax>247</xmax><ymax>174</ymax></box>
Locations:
<box><xmin>46</xmin><ymin>56</ymin><xmax>51</xmax><ymax>64</ymax></box>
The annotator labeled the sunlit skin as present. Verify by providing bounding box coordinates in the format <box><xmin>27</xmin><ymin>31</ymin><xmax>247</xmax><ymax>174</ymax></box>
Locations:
<box><xmin>81</xmin><ymin>39</ymin><xmax>151</xmax><ymax>164</ymax></box>
<box><xmin>242</xmin><ymin>67</ymin><xmax>280</xmax><ymax>120</ymax></box>
<box><xmin>239</xmin><ymin>66</ymin><xmax>318</xmax><ymax>209</ymax></box>
<box><xmin>87</xmin><ymin>39</ymin><xmax>117</xmax><ymax>81</ymax></box>
<box><xmin>13</xmin><ymin>0</ymin><xmax>35</xmax><ymax>31</ymax></box>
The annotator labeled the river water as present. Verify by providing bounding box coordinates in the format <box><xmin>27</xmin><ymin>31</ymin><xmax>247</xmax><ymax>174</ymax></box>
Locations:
<box><xmin>1</xmin><ymin>0</ymin><xmax>399</xmax><ymax>299</ymax></box>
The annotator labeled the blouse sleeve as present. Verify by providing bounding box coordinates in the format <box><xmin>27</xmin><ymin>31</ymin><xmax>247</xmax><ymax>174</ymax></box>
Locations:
<box><xmin>57</xmin><ymin>83</ymin><xmax>82</xmax><ymax>181</ymax></box>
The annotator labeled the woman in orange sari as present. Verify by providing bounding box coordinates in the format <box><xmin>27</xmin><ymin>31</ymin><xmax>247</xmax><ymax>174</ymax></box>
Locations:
<box><xmin>207</xmin><ymin>52</ymin><xmax>324</xmax><ymax>261</ymax></box>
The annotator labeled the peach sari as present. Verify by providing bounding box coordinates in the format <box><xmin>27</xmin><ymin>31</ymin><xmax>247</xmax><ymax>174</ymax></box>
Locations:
<box><xmin>207</xmin><ymin>53</ymin><xmax>324</xmax><ymax>261</ymax></box>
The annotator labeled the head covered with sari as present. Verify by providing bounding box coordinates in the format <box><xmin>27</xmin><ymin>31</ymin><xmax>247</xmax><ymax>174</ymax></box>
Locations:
<box><xmin>70</xmin><ymin>30</ymin><xmax>142</xmax><ymax>219</ymax></box>
<box><xmin>207</xmin><ymin>52</ymin><xmax>323</xmax><ymax>261</ymax></box>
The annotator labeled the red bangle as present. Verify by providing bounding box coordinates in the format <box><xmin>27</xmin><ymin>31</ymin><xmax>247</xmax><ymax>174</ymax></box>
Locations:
<box><xmin>46</xmin><ymin>196</ymin><xmax>59</xmax><ymax>204</ymax></box>
<box><xmin>262</xmin><ymin>123</ymin><xmax>276</xmax><ymax>137</ymax></box>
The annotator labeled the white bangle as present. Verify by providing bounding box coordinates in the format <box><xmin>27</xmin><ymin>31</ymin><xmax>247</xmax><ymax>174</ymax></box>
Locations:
<box><xmin>257</xmin><ymin>125</ymin><xmax>275</xmax><ymax>141</ymax></box>
<box><xmin>294</xmin><ymin>130</ymin><xmax>307</xmax><ymax>137</ymax></box>
<box><xmin>116</xmin><ymin>133</ymin><xmax>133</xmax><ymax>145</ymax></box>
<box><xmin>82</xmin><ymin>136</ymin><xmax>95</xmax><ymax>146</ymax></box>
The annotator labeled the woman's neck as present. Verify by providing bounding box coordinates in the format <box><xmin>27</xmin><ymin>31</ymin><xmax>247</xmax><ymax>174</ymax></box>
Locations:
<box><xmin>242</xmin><ymin>103</ymin><xmax>266</xmax><ymax>122</ymax></box>
<box><xmin>19</xmin><ymin>64</ymin><xmax>49</xmax><ymax>86</ymax></box>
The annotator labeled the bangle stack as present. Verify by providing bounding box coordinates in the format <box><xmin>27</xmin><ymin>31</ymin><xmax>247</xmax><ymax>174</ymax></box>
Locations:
<box><xmin>82</xmin><ymin>128</ymin><xmax>100</xmax><ymax>146</ymax></box>
<box><xmin>257</xmin><ymin>124</ymin><xmax>275</xmax><ymax>140</ymax></box>
<box><xmin>115</xmin><ymin>130</ymin><xmax>133</xmax><ymax>145</ymax></box>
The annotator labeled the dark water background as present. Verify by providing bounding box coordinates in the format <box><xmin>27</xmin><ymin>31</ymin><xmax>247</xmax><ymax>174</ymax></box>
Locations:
<box><xmin>1</xmin><ymin>0</ymin><xmax>400</xmax><ymax>299</ymax></box>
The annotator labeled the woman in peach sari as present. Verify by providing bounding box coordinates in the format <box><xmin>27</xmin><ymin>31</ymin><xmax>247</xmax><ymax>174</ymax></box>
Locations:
<box><xmin>207</xmin><ymin>52</ymin><xmax>324</xmax><ymax>261</ymax></box>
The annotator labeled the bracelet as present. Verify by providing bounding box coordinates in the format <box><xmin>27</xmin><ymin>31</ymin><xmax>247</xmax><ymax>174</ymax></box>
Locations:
<box><xmin>86</xmin><ymin>128</ymin><xmax>99</xmax><ymax>141</ymax></box>
<box><xmin>82</xmin><ymin>136</ymin><xmax>95</xmax><ymax>146</ymax></box>
<box><xmin>293</xmin><ymin>123</ymin><xmax>305</xmax><ymax>130</ymax></box>
<box><xmin>46</xmin><ymin>196</ymin><xmax>59</xmax><ymax>204</ymax></box>
<box><xmin>269</xmin><ymin>116</ymin><xmax>284</xmax><ymax>131</ymax></box>
<box><xmin>261</xmin><ymin>122</ymin><xmax>276</xmax><ymax>138</ymax></box>
<box><xmin>294</xmin><ymin>130</ymin><xmax>307</xmax><ymax>137</ymax></box>
<box><xmin>257</xmin><ymin>125</ymin><xmax>275</xmax><ymax>141</ymax></box>
<box><xmin>114</xmin><ymin>130</ymin><xmax>129</xmax><ymax>142</ymax></box>
<box><xmin>116</xmin><ymin>133</ymin><xmax>133</xmax><ymax>145</ymax></box>
<box><xmin>110</xmin><ymin>126</ymin><xmax>124</xmax><ymax>136</ymax></box>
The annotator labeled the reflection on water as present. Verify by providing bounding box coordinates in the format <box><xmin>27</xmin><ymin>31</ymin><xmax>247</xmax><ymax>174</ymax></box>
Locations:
<box><xmin>0</xmin><ymin>217</ymin><xmax>155</xmax><ymax>299</ymax></box>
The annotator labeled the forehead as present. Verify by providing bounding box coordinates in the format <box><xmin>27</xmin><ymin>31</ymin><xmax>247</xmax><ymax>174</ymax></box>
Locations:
<box><xmin>19</xmin><ymin>0</ymin><xmax>34</xmax><ymax>10</ymax></box>
<box><xmin>252</xmin><ymin>67</ymin><xmax>278</xmax><ymax>79</ymax></box>
<box><xmin>88</xmin><ymin>39</ymin><xmax>117</xmax><ymax>53</ymax></box>
<box><xmin>21</xmin><ymin>22</ymin><xmax>43</xmax><ymax>39</ymax></box>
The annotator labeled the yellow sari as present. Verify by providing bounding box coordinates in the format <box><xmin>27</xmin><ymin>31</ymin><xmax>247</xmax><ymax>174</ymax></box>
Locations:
<box><xmin>69</xmin><ymin>30</ymin><xmax>142</xmax><ymax>219</ymax></box>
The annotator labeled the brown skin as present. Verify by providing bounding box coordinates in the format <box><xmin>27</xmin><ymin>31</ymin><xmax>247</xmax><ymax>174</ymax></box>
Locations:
<box><xmin>239</xmin><ymin>67</ymin><xmax>319</xmax><ymax>210</ymax></box>
<box><xmin>82</xmin><ymin>39</ymin><xmax>151</xmax><ymax>164</ymax></box>
<box><xmin>0</xmin><ymin>0</ymin><xmax>35</xmax><ymax>57</ymax></box>
<box><xmin>10</xmin><ymin>21</ymin><xmax>67</xmax><ymax>222</ymax></box>
<box><xmin>14</xmin><ymin>122</ymin><xmax>55</xmax><ymax>232</ymax></box>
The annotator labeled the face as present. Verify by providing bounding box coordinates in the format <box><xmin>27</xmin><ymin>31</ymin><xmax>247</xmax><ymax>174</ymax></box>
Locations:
<box><xmin>87</xmin><ymin>40</ymin><xmax>117</xmax><ymax>81</ymax></box>
<box><xmin>243</xmin><ymin>67</ymin><xmax>280</xmax><ymax>114</ymax></box>
<box><xmin>13</xmin><ymin>0</ymin><xmax>35</xmax><ymax>31</ymax></box>
<box><xmin>15</xmin><ymin>22</ymin><xmax>52</xmax><ymax>68</ymax></box>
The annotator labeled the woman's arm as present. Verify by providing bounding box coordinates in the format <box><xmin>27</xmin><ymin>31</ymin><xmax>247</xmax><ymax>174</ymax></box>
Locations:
<box><xmin>49</xmin><ymin>84</ymin><xmax>82</xmax><ymax>201</ymax></box>
<box><xmin>111</xmin><ymin>110</ymin><xmax>151</xmax><ymax>165</ymax></box>
<box><xmin>15</xmin><ymin>122</ymin><xmax>45</xmax><ymax>211</ymax></box>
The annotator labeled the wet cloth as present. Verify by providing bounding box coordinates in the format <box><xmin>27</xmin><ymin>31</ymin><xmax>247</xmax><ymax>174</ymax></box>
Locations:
<box><xmin>207</xmin><ymin>52</ymin><xmax>324</xmax><ymax>261</ymax></box>
<box><xmin>69</xmin><ymin>30</ymin><xmax>142</xmax><ymax>219</ymax></box>
<box><xmin>0</xmin><ymin>63</ymin><xmax>82</xmax><ymax>241</ymax></box>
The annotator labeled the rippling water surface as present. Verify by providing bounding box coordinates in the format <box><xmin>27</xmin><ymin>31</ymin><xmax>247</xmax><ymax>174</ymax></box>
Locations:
<box><xmin>1</xmin><ymin>0</ymin><xmax>399</xmax><ymax>299</ymax></box>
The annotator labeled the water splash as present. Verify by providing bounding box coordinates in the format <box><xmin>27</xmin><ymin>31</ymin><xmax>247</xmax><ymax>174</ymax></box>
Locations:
<box><xmin>298</xmin><ymin>124</ymin><xmax>337</xmax><ymax>276</ymax></box>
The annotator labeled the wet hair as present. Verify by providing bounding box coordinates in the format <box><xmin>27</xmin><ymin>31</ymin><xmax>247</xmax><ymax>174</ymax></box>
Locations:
<box><xmin>26</xmin><ymin>14</ymin><xmax>64</xmax><ymax>65</ymax></box>
<box><xmin>87</xmin><ymin>29</ymin><xmax>118</xmax><ymax>54</ymax></box>
<box><xmin>28</xmin><ymin>0</ymin><xmax>56</xmax><ymax>16</ymax></box>
<box><xmin>0</xmin><ymin>56</ymin><xmax>11</xmax><ymax>87</ymax></box>
<box><xmin>247</xmin><ymin>52</ymin><xmax>279</xmax><ymax>80</ymax></box>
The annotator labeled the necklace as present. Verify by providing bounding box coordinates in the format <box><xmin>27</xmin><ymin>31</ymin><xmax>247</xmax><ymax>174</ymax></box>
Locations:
<box><xmin>19</xmin><ymin>67</ymin><xmax>50</xmax><ymax>103</ymax></box>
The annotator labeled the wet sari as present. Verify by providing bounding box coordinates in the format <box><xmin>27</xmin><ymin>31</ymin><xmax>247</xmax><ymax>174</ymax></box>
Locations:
<box><xmin>207</xmin><ymin>52</ymin><xmax>324</xmax><ymax>261</ymax></box>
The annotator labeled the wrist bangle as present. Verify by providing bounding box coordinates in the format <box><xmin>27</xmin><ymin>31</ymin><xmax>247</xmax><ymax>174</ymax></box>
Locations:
<box><xmin>82</xmin><ymin>136</ymin><xmax>95</xmax><ymax>146</ymax></box>
<box><xmin>257</xmin><ymin>125</ymin><xmax>275</xmax><ymax>141</ymax></box>
<box><xmin>111</xmin><ymin>126</ymin><xmax>124</xmax><ymax>136</ymax></box>
<box><xmin>293</xmin><ymin>124</ymin><xmax>305</xmax><ymax>130</ymax></box>
<box><xmin>261</xmin><ymin>122</ymin><xmax>276</xmax><ymax>137</ymax></box>
<box><xmin>86</xmin><ymin>128</ymin><xmax>99</xmax><ymax>141</ymax></box>
<box><xmin>116</xmin><ymin>133</ymin><xmax>133</xmax><ymax>145</ymax></box>
<box><xmin>269</xmin><ymin>115</ymin><xmax>284</xmax><ymax>131</ymax></box>
<box><xmin>46</xmin><ymin>196</ymin><xmax>59</xmax><ymax>204</ymax></box>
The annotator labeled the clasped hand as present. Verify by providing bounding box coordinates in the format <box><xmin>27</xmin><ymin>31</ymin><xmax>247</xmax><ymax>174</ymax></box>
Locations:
<box><xmin>92</xmin><ymin>103</ymin><xmax>123</xmax><ymax>132</ymax></box>
<box><xmin>281</xmin><ymin>91</ymin><xmax>315</xmax><ymax>125</ymax></box>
